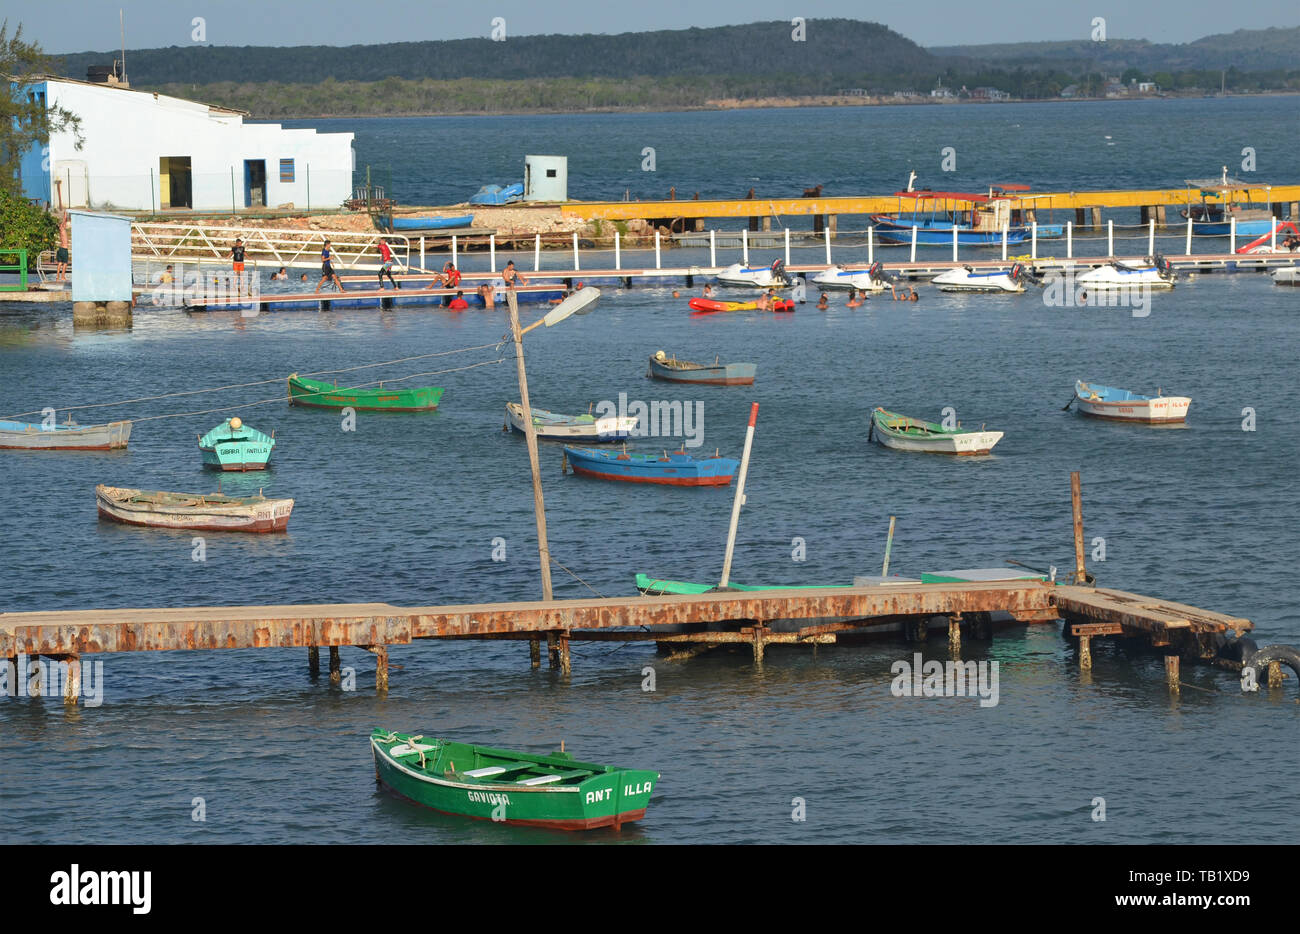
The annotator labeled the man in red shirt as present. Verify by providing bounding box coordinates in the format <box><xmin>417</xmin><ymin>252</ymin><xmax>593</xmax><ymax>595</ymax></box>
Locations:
<box><xmin>447</xmin><ymin>290</ymin><xmax>469</xmax><ymax>310</ymax></box>
<box><xmin>377</xmin><ymin>239</ymin><xmax>397</xmax><ymax>289</ymax></box>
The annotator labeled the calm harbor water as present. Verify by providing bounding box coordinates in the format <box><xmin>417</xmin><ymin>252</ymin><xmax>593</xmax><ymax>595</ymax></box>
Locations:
<box><xmin>3</xmin><ymin>101</ymin><xmax>1299</xmax><ymax>845</ymax></box>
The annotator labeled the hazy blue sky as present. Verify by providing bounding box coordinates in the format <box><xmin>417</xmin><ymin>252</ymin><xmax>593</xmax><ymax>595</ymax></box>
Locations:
<box><xmin>11</xmin><ymin>0</ymin><xmax>1298</xmax><ymax>52</ymax></box>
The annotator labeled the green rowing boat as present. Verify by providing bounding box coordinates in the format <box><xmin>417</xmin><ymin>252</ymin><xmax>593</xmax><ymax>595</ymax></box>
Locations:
<box><xmin>370</xmin><ymin>729</ymin><xmax>658</xmax><ymax>831</ymax></box>
<box><xmin>287</xmin><ymin>373</ymin><xmax>444</xmax><ymax>412</ymax></box>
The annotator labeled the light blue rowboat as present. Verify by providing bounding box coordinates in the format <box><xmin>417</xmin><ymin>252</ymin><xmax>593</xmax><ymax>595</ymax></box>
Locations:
<box><xmin>198</xmin><ymin>417</ymin><xmax>276</xmax><ymax>471</ymax></box>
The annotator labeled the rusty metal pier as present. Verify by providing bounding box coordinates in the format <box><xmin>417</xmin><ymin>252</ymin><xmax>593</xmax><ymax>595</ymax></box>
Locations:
<box><xmin>0</xmin><ymin>471</ymin><xmax>1265</xmax><ymax>703</ymax></box>
<box><xmin>0</xmin><ymin>578</ymin><xmax>1255</xmax><ymax>703</ymax></box>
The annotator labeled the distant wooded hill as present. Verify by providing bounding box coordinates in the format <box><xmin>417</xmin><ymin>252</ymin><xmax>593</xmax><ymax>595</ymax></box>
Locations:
<box><xmin>46</xmin><ymin>19</ymin><xmax>1298</xmax><ymax>117</ymax></box>
<box><xmin>932</xmin><ymin>26</ymin><xmax>1300</xmax><ymax>73</ymax></box>
<box><xmin>55</xmin><ymin>19</ymin><xmax>938</xmax><ymax>85</ymax></box>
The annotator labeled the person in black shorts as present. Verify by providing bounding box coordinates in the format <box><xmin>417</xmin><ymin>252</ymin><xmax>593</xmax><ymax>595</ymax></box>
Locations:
<box><xmin>315</xmin><ymin>238</ymin><xmax>344</xmax><ymax>294</ymax></box>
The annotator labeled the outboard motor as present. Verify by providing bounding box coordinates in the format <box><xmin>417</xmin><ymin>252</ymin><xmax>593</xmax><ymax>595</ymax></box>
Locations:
<box><xmin>1153</xmin><ymin>253</ymin><xmax>1174</xmax><ymax>281</ymax></box>
<box><xmin>1010</xmin><ymin>262</ymin><xmax>1023</xmax><ymax>281</ymax></box>
<box><xmin>868</xmin><ymin>261</ymin><xmax>886</xmax><ymax>284</ymax></box>
<box><xmin>770</xmin><ymin>259</ymin><xmax>787</xmax><ymax>284</ymax></box>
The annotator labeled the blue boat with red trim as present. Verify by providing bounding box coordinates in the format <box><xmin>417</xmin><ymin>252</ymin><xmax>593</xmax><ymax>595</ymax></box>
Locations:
<box><xmin>563</xmin><ymin>445</ymin><xmax>739</xmax><ymax>486</ymax></box>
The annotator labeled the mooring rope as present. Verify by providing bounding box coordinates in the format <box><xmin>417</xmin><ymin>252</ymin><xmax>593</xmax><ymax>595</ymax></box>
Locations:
<box><xmin>118</xmin><ymin>358</ymin><xmax>507</xmax><ymax>424</ymax></box>
<box><xmin>1</xmin><ymin>341</ymin><xmax>507</xmax><ymax>421</ymax></box>
<box><xmin>550</xmin><ymin>558</ymin><xmax>607</xmax><ymax>599</ymax></box>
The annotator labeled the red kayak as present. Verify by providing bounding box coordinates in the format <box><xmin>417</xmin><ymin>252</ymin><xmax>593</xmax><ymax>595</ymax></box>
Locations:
<box><xmin>688</xmin><ymin>298</ymin><xmax>794</xmax><ymax>315</ymax></box>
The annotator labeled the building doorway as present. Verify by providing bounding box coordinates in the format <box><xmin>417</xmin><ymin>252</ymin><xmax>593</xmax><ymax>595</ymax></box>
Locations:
<box><xmin>159</xmin><ymin>156</ymin><xmax>192</xmax><ymax>209</ymax></box>
<box><xmin>244</xmin><ymin>159</ymin><xmax>267</xmax><ymax>208</ymax></box>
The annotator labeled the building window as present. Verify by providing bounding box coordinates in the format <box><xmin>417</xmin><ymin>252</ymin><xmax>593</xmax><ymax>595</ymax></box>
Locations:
<box><xmin>279</xmin><ymin>158</ymin><xmax>295</xmax><ymax>183</ymax></box>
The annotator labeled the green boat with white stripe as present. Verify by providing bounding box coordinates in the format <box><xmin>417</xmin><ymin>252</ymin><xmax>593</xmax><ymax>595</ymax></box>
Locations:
<box><xmin>370</xmin><ymin>729</ymin><xmax>658</xmax><ymax>831</ymax></box>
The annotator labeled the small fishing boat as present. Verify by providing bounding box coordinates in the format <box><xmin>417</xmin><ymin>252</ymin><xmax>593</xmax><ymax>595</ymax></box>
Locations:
<box><xmin>95</xmin><ymin>484</ymin><xmax>294</xmax><ymax>532</ymax></box>
<box><xmin>1072</xmin><ymin>381</ymin><xmax>1191</xmax><ymax>423</ymax></box>
<box><xmin>646</xmin><ymin>351</ymin><xmax>755</xmax><ymax>385</ymax></box>
<box><xmin>1272</xmin><ymin>267</ymin><xmax>1300</xmax><ymax>286</ymax></box>
<box><xmin>918</xmin><ymin>568</ymin><xmax>1049</xmax><ymax>584</ymax></box>
<box><xmin>871</xmin><ymin>183</ymin><xmax>1063</xmax><ymax>246</ymax></box>
<box><xmin>287</xmin><ymin>373</ymin><xmax>444</xmax><ymax>412</ymax></box>
<box><xmin>390</xmin><ymin>215</ymin><xmax>475</xmax><ymax>231</ymax></box>
<box><xmin>564</xmin><ymin>445</ymin><xmax>739</xmax><ymax>486</ymax></box>
<box><xmin>370</xmin><ymin>729</ymin><xmax>658</xmax><ymax>831</ymax></box>
<box><xmin>715</xmin><ymin>260</ymin><xmax>791</xmax><ymax>289</ymax></box>
<box><xmin>197</xmin><ymin>416</ymin><xmax>275</xmax><ymax>471</ymax></box>
<box><xmin>635</xmin><ymin>573</ymin><xmax>835</xmax><ymax>595</ymax></box>
<box><xmin>688</xmin><ymin>297</ymin><xmax>794</xmax><ymax>314</ymax></box>
<box><xmin>505</xmin><ymin>403</ymin><xmax>637</xmax><ymax>441</ymax></box>
<box><xmin>870</xmin><ymin>407</ymin><xmax>1003</xmax><ymax>455</ymax></box>
<box><xmin>1182</xmin><ymin>169</ymin><xmax>1286</xmax><ymax>236</ymax></box>
<box><xmin>468</xmin><ymin>183</ymin><xmax>524</xmax><ymax>205</ymax></box>
<box><xmin>0</xmin><ymin>419</ymin><xmax>131</xmax><ymax>451</ymax></box>
<box><xmin>810</xmin><ymin>262</ymin><xmax>890</xmax><ymax>292</ymax></box>
<box><xmin>1075</xmin><ymin>256</ymin><xmax>1176</xmax><ymax>289</ymax></box>
<box><xmin>932</xmin><ymin>263</ymin><xmax>1035</xmax><ymax>293</ymax></box>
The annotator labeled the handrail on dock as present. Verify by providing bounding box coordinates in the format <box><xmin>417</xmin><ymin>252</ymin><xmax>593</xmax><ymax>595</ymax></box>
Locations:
<box><xmin>0</xmin><ymin>249</ymin><xmax>28</xmax><ymax>291</ymax></box>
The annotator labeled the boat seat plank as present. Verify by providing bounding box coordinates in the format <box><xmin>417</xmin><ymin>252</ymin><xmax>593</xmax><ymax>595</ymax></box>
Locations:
<box><xmin>390</xmin><ymin>743</ymin><xmax>435</xmax><ymax>757</ymax></box>
<box><xmin>517</xmin><ymin>774</ymin><xmax>563</xmax><ymax>786</ymax></box>
<box><xmin>466</xmin><ymin>761</ymin><xmax>536</xmax><ymax>779</ymax></box>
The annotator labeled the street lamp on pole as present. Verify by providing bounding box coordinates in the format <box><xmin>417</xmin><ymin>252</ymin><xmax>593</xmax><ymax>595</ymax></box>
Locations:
<box><xmin>505</xmin><ymin>287</ymin><xmax>600</xmax><ymax>602</ymax></box>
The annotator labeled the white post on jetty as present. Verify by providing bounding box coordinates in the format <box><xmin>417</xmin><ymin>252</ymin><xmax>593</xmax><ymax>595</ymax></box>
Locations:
<box><xmin>419</xmin><ymin>236</ymin><xmax>426</xmax><ymax>272</ymax></box>
<box><xmin>742</xmin><ymin>228</ymin><xmax>749</xmax><ymax>265</ymax></box>
<box><xmin>824</xmin><ymin>225</ymin><xmax>832</xmax><ymax>264</ymax></box>
<box><xmin>785</xmin><ymin>227</ymin><xmax>791</xmax><ymax>267</ymax></box>
<box><xmin>881</xmin><ymin>516</ymin><xmax>896</xmax><ymax>577</ymax></box>
<box><xmin>951</xmin><ymin>225</ymin><xmax>958</xmax><ymax>263</ymax></box>
<box><xmin>1148</xmin><ymin>219</ymin><xmax>1155</xmax><ymax>257</ymax></box>
<box><xmin>1229</xmin><ymin>216</ymin><xmax>1237</xmax><ymax>254</ymax></box>
<box><xmin>614</xmin><ymin>230</ymin><xmax>621</xmax><ymax>270</ymax></box>
<box><xmin>1106</xmin><ymin>220</ymin><xmax>1113</xmax><ymax>257</ymax></box>
<box><xmin>910</xmin><ymin>225</ymin><xmax>917</xmax><ymax>263</ymax></box>
<box><xmin>1066</xmin><ymin>221</ymin><xmax>1073</xmax><ymax>259</ymax></box>
<box><xmin>1031</xmin><ymin>221</ymin><xmax>1038</xmax><ymax>260</ymax></box>
<box><xmin>489</xmin><ymin>234</ymin><xmax>496</xmax><ymax>273</ymax></box>
<box><xmin>1185</xmin><ymin>217</ymin><xmax>1193</xmax><ymax>255</ymax></box>
<box><xmin>709</xmin><ymin>229</ymin><xmax>717</xmax><ymax>267</ymax></box>
<box><xmin>1271</xmin><ymin>220</ymin><xmax>1278</xmax><ymax>252</ymax></box>
<box><xmin>1001</xmin><ymin>223</ymin><xmax>1008</xmax><ymax>261</ymax></box>
<box><xmin>451</xmin><ymin>235</ymin><xmax>458</xmax><ymax>270</ymax></box>
<box><xmin>867</xmin><ymin>227</ymin><xmax>874</xmax><ymax>265</ymax></box>
<box><xmin>654</xmin><ymin>230</ymin><xmax>661</xmax><ymax>269</ymax></box>
<box><xmin>719</xmin><ymin>402</ymin><xmax>759</xmax><ymax>589</ymax></box>
<box><xmin>573</xmin><ymin>232</ymin><xmax>580</xmax><ymax>271</ymax></box>
<box><xmin>534</xmin><ymin>234</ymin><xmax>541</xmax><ymax>272</ymax></box>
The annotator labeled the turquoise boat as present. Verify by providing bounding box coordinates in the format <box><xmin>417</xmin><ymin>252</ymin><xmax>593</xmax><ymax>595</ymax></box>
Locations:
<box><xmin>198</xmin><ymin>417</ymin><xmax>276</xmax><ymax>471</ymax></box>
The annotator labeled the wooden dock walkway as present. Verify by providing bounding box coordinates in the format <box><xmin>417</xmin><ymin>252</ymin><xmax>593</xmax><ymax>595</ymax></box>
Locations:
<box><xmin>0</xmin><ymin>578</ymin><xmax>1253</xmax><ymax>700</ymax></box>
<box><xmin>172</xmin><ymin>252</ymin><xmax>1298</xmax><ymax>310</ymax></box>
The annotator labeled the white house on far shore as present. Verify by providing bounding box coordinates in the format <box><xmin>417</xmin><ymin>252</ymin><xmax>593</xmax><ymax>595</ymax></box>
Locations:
<box><xmin>18</xmin><ymin>71</ymin><xmax>354</xmax><ymax>212</ymax></box>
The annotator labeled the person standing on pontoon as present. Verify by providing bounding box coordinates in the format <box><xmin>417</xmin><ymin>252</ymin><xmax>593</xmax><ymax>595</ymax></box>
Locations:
<box><xmin>377</xmin><ymin>239</ymin><xmax>398</xmax><ymax>289</ymax></box>
<box><xmin>55</xmin><ymin>211</ymin><xmax>70</xmax><ymax>282</ymax></box>
<box><xmin>315</xmin><ymin>239</ymin><xmax>344</xmax><ymax>294</ymax></box>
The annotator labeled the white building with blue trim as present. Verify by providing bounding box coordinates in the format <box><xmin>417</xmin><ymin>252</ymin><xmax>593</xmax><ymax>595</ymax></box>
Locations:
<box><xmin>19</xmin><ymin>74</ymin><xmax>354</xmax><ymax>212</ymax></box>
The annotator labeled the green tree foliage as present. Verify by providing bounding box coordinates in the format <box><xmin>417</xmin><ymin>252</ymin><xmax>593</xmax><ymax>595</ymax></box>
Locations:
<box><xmin>1</xmin><ymin>19</ymin><xmax>81</xmax><ymax>198</ymax></box>
<box><xmin>0</xmin><ymin>186</ymin><xmax>57</xmax><ymax>268</ymax></box>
